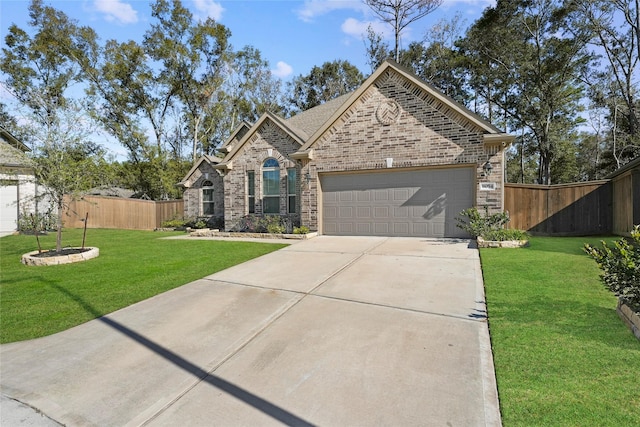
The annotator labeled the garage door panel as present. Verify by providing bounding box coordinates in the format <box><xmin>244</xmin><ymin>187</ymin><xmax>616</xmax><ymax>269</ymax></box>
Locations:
<box><xmin>356</xmin><ymin>223</ymin><xmax>371</xmax><ymax>234</ymax></box>
<box><xmin>322</xmin><ymin>168</ymin><xmax>474</xmax><ymax>238</ymax></box>
<box><xmin>393</xmin><ymin>188</ymin><xmax>410</xmax><ymax>201</ymax></box>
<box><xmin>373</xmin><ymin>206</ymin><xmax>389</xmax><ymax>218</ymax></box>
<box><xmin>374</xmin><ymin>190</ymin><xmax>388</xmax><ymax>201</ymax></box>
<box><xmin>356</xmin><ymin>207</ymin><xmax>371</xmax><ymax>218</ymax></box>
<box><xmin>356</xmin><ymin>192</ymin><xmax>371</xmax><ymax>202</ymax></box>
<box><xmin>374</xmin><ymin>223</ymin><xmax>389</xmax><ymax>234</ymax></box>
<box><xmin>338</xmin><ymin>223</ymin><xmax>354</xmax><ymax>234</ymax></box>
<box><xmin>339</xmin><ymin>192</ymin><xmax>353</xmax><ymax>202</ymax></box>
<box><xmin>325</xmin><ymin>206</ymin><xmax>338</xmax><ymax>219</ymax></box>
<box><xmin>393</xmin><ymin>222</ymin><xmax>409</xmax><ymax>235</ymax></box>
<box><xmin>393</xmin><ymin>206</ymin><xmax>409</xmax><ymax>218</ymax></box>
<box><xmin>339</xmin><ymin>206</ymin><xmax>353</xmax><ymax>219</ymax></box>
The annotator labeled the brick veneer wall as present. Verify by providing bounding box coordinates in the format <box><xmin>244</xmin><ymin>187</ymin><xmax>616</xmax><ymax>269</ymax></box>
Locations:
<box><xmin>301</xmin><ymin>70</ymin><xmax>505</xmax><ymax>232</ymax></box>
<box><xmin>223</xmin><ymin>119</ymin><xmax>302</xmax><ymax>231</ymax></box>
<box><xmin>218</xmin><ymin>69</ymin><xmax>505</xmax><ymax>233</ymax></box>
<box><xmin>182</xmin><ymin>161</ymin><xmax>225</xmax><ymax>220</ymax></box>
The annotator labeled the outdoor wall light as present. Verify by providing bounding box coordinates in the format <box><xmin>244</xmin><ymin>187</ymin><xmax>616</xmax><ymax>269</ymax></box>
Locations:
<box><xmin>483</xmin><ymin>160</ymin><xmax>493</xmax><ymax>176</ymax></box>
<box><xmin>305</xmin><ymin>172</ymin><xmax>312</xmax><ymax>185</ymax></box>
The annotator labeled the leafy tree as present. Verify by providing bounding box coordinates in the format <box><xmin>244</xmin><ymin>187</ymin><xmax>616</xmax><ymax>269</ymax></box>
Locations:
<box><xmin>71</xmin><ymin>0</ymin><xmax>232</xmax><ymax>197</ymax></box>
<box><xmin>1</xmin><ymin>0</ymin><xmax>82</xmax><ymax>123</ymax></box>
<box><xmin>364</xmin><ymin>24</ymin><xmax>391</xmax><ymax>73</ymax></box>
<box><xmin>505</xmin><ymin>132</ymin><xmax>540</xmax><ymax>184</ymax></box>
<box><xmin>144</xmin><ymin>0</ymin><xmax>231</xmax><ymax>161</ymax></box>
<box><xmin>459</xmin><ymin>0</ymin><xmax>592</xmax><ymax>184</ymax></box>
<box><xmin>566</xmin><ymin>0</ymin><xmax>640</xmax><ymax>170</ymax></box>
<box><xmin>363</xmin><ymin>0</ymin><xmax>443</xmax><ymax>62</ymax></box>
<box><xmin>26</xmin><ymin>99</ymin><xmax>110</xmax><ymax>252</ymax></box>
<box><xmin>287</xmin><ymin>60</ymin><xmax>364</xmax><ymax>113</ymax></box>
<box><xmin>1</xmin><ymin>0</ymin><xmax>112</xmax><ymax>250</ymax></box>
<box><xmin>398</xmin><ymin>13</ymin><xmax>470</xmax><ymax>104</ymax></box>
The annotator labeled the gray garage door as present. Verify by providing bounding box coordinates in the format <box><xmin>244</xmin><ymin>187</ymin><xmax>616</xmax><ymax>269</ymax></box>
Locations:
<box><xmin>321</xmin><ymin>167</ymin><xmax>474</xmax><ymax>238</ymax></box>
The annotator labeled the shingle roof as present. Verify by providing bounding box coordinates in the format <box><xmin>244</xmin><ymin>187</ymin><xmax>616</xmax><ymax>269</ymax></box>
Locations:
<box><xmin>0</xmin><ymin>126</ymin><xmax>30</xmax><ymax>152</ymax></box>
<box><xmin>0</xmin><ymin>140</ymin><xmax>32</xmax><ymax>168</ymax></box>
<box><xmin>284</xmin><ymin>93</ymin><xmax>352</xmax><ymax>138</ymax></box>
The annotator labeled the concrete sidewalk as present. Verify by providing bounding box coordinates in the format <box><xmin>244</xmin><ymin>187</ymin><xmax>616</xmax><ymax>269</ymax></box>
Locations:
<box><xmin>0</xmin><ymin>236</ymin><xmax>501</xmax><ymax>426</ymax></box>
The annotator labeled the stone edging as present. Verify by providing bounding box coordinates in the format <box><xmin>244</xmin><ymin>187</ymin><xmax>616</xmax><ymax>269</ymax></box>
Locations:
<box><xmin>188</xmin><ymin>229</ymin><xmax>318</xmax><ymax>240</ymax></box>
<box><xmin>617</xmin><ymin>300</ymin><xmax>640</xmax><ymax>341</ymax></box>
<box><xmin>21</xmin><ymin>247</ymin><xmax>100</xmax><ymax>266</ymax></box>
<box><xmin>477</xmin><ymin>237</ymin><xmax>530</xmax><ymax>248</ymax></box>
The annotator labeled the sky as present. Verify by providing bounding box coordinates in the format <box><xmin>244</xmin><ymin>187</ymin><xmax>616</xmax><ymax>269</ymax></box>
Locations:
<box><xmin>1</xmin><ymin>0</ymin><xmax>496</xmax><ymax>159</ymax></box>
<box><xmin>1</xmin><ymin>0</ymin><xmax>496</xmax><ymax>79</ymax></box>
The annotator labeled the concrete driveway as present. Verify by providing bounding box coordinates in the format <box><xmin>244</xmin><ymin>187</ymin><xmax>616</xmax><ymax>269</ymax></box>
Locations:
<box><xmin>0</xmin><ymin>236</ymin><xmax>500</xmax><ymax>426</ymax></box>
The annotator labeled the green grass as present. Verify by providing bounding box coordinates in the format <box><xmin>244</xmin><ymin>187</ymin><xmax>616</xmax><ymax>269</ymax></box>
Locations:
<box><xmin>480</xmin><ymin>236</ymin><xmax>640</xmax><ymax>426</ymax></box>
<box><xmin>0</xmin><ymin>229</ymin><xmax>286</xmax><ymax>343</ymax></box>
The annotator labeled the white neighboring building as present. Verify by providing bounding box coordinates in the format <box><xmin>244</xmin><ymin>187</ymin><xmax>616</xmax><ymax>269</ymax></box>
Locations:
<box><xmin>0</xmin><ymin>127</ymin><xmax>39</xmax><ymax>233</ymax></box>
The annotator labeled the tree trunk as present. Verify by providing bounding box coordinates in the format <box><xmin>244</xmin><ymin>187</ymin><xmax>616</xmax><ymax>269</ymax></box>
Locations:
<box><xmin>56</xmin><ymin>200</ymin><xmax>63</xmax><ymax>253</ymax></box>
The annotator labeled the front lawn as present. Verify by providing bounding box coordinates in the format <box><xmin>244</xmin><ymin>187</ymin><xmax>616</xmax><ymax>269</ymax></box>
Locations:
<box><xmin>0</xmin><ymin>229</ymin><xmax>286</xmax><ymax>343</ymax></box>
<box><xmin>481</xmin><ymin>236</ymin><xmax>640</xmax><ymax>426</ymax></box>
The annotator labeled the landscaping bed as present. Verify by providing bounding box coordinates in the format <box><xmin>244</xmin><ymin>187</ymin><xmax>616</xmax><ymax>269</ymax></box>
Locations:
<box><xmin>21</xmin><ymin>247</ymin><xmax>99</xmax><ymax>266</ymax></box>
<box><xmin>188</xmin><ymin>229</ymin><xmax>318</xmax><ymax>240</ymax></box>
<box><xmin>617</xmin><ymin>300</ymin><xmax>640</xmax><ymax>341</ymax></box>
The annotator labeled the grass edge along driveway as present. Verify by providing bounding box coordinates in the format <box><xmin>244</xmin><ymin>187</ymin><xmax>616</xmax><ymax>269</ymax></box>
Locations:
<box><xmin>480</xmin><ymin>236</ymin><xmax>640</xmax><ymax>427</ymax></box>
<box><xmin>0</xmin><ymin>229</ymin><xmax>286</xmax><ymax>343</ymax></box>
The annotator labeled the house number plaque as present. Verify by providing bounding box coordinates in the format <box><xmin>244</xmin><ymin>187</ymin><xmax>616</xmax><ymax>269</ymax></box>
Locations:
<box><xmin>479</xmin><ymin>182</ymin><xmax>497</xmax><ymax>191</ymax></box>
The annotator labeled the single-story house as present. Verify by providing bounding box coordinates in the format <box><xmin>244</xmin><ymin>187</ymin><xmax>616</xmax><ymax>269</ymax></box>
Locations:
<box><xmin>0</xmin><ymin>127</ymin><xmax>39</xmax><ymax>233</ymax></box>
<box><xmin>179</xmin><ymin>60</ymin><xmax>514</xmax><ymax>238</ymax></box>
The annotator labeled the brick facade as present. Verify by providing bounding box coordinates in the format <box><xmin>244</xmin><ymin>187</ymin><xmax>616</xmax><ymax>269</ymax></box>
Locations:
<box><xmin>180</xmin><ymin>61</ymin><xmax>511</xmax><ymax>235</ymax></box>
<box><xmin>182</xmin><ymin>160</ymin><xmax>225</xmax><ymax>220</ymax></box>
<box><xmin>222</xmin><ymin>120</ymin><xmax>302</xmax><ymax>231</ymax></box>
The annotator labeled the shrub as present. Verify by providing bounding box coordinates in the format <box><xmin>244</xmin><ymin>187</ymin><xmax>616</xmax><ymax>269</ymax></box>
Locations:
<box><xmin>231</xmin><ymin>215</ymin><xmax>295</xmax><ymax>234</ymax></box>
<box><xmin>483</xmin><ymin>228</ymin><xmax>530</xmax><ymax>242</ymax></box>
<box><xmin>456</xmin><ymin>206</ymin><xmax>529</xmax><ymax>241</ymax></box>
<box><xmin>161</xmin><ymin>217</ymin><xmax>188</xmax><ymax>228</ymax></box>
<box><xmin>18</xmin><ymin>209</ymin><xmax>57</xmax><ymax>232</ymax></box>
<box><xmin>585</xmin><ymin>226</ymin><xmax>640</xmax><ymax>312</ymax></box>
<box><xmin>261</xmin><ymin>216</ymin><xmax>281</xmax><ymax>234</ymax></box>
<box><xmin>193</xmin><ymin>220</ymin><xmax>208</xmax><ymax>229</ymax></box>
<box><xmin>293</xmin><ymin>226</ymin><xmax>310</xmax><ymax>234</ymax></box>
<box><xmin>456</xmin><ymin>206</ymin><xmax>507</xmax><ymax>237</ymax></box>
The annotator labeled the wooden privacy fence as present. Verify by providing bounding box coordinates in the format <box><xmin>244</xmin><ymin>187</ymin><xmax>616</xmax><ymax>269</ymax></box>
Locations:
<box><xmin>62</xmin><ymin>195</ymin><xmax>184</xmax><ymax>230</ymax></box>
<box><xmin>505</xmin><ymin>182</ymin><xmax>612</xmax><ymax>235</ymax></box>
<box><xmin>505</xmin><ymin>159</ymin><xmax>638</xmax><ymax>236</ymax></box>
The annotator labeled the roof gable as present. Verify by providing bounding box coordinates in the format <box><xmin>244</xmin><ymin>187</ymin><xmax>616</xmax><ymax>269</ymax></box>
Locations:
<box><xmin>215</xmin><ymin>112</ymin><xmax>307</xmax><ymax>169</ymax></box>
<box><xmin>0</xmin><ymin>126</ymin><xmax>30</xmax><ymax>152</ymax></box>
<box><xmin>218</xmin><ymin>121</ymin><xmax>252</xmax><ymax>154</ymax></box>
<box><xmin>295</xmin><ymin>60</ymin><xmax>513</xmax><ymax>156</ymax></box>
<box><xmin>0</xmin><ymin>139</ymin><xmax>33</xmax><ymax>168</ymax></box>
<box><xmin>178</xmin><ymin>154</ymin><xmax>222</xmax><ymax>187</ymax></box>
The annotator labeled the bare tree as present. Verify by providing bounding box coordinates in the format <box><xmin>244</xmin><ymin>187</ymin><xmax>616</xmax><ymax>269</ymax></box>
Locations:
<box><xmin>364</xmin><ymin>0</ymin><xmax>443</xmax><ymax>61</ymax></box>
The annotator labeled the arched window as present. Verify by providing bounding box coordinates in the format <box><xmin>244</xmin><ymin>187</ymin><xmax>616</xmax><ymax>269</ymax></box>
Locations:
<box><xmin>202</xmin><ymin>180</ymin><xmax>214</xmax><ymax>215</ymax></box>
<box><xmin>262</xmin><ymin>158</ymin><xmax>280</xmax><ymax>214</ymax></box>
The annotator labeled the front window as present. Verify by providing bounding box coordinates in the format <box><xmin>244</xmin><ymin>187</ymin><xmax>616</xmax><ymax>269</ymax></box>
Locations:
<box><xmin>202</xmin><ymin>180</ymin><xmax>214</xmax><ymax>215</ymax></box>
<box><xmin>247</xmin><ymin>171</ymin><xmax>255</xmax><ymax>214</ymax></box>
<box><xmin>262</xmin><ymin>158</ymin><xmax>280</xmax><ymax>214</ymax></box>
<box><xmin>287</xmin><ymin>168</ymin><xmax>297</xmax><ymax>214</ymax></box>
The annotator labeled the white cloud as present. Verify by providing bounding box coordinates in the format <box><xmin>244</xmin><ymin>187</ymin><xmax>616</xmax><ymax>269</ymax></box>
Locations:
<box><xmin>93</xmin><ymin>0</ymin><xmax>138</xmax><ymax>24</ymax></box>
<box><xmin>272</xmin><ymin>61</ymin><xmax>293</xmax><ymax>78</ymax></box>
<box><xmin>341</xmin><ymin>17</ymin><xmax>390</xmax><ymax>40</ymax></box>
<box><xmin>193</xmin><ymin>0</ymin><xmax>224</xmax><ymax>21</ymax></box>
<box><xmin>297</xmin><ymin>0</ymin><xmax>367</xmax><ymax>23</ymax></box>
